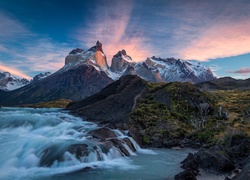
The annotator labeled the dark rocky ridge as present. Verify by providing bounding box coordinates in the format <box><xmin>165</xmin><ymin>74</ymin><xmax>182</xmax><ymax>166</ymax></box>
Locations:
<box><xmin>196</xmin><ymin>77</ymin><xmax>250</xmax><ymax>90</ymax></box>
<box><xmin>0</xmin><ymin>65</ymin><xmax>113</xmax><ymax>106</ymax></box>
<box><xmin>67</xmin><ymin>75</ymin><xmax>147</xmax><ymax>126</ymax></box>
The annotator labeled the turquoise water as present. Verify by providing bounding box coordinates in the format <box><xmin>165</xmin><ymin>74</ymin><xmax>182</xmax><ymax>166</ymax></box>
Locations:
<box><xmin>0</xmin><ymin>107</ymin><xmax>192</xmax><ymax>180</ymax></box>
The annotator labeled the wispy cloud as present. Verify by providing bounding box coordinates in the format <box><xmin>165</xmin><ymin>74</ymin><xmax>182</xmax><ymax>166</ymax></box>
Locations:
<box><xmin>227</xmin><ymin>67</ymin><xmax>250</xmax><ymax>76</ymax></box>
<box><xmin>0</xmin><ymin>63</ymin><xmax>32</xmax><ymax>79</ymax></box>
<box><xmin>0</xmin><ymin>12</ymin><xmax>71</xmax><ymax>78</ymax></box>
<box><xmin>0</xmin><ymin>12</ymin><xmax>31</xmax><ymax>40</ymax></box>
<box><xmin>0</xmin><ymin>45</ymin><xmax>7</xmax><ymax>52</ymax></box>
<box><xmin>75</xmin><ymin>0</ymin><xmax>152</xmax><ymax>62</ymax></box>
<box><xmin>177</xmin><ymin>0</ymin><xmax>250</xmax><ymax>61</ymax></box>
<box><xmin>180</xmin><ymin>20</ymin><xmax>250</xmax><ymax>61</ymax></box>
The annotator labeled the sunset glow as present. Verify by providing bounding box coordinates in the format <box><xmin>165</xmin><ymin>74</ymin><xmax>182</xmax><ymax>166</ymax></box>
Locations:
<box><xmin>0</xmin><ymin>64</ymin><xmax>32</xmax><ymax>79</ymax></box>
<box><xmin>0</xmin><ymin>0</ymin><xmax>249</xmax><ymax>79</ymax></box>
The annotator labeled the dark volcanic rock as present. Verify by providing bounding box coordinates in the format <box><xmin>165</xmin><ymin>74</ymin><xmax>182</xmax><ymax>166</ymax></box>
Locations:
<box><xmin>196</xmin><ymin>150</ymin><xmax>235</xmax><ymax>173</ymax></box>
<box><xmin>0</xmin><ymin>65</ymin><xmax>113</xmax><ymax>106</ymax></box>
<box><xmin>181</xmin><ymin>150</ymin><xmax>235</xmax><ymax>176</ymax></box>
<box><xmin>67</xmin><ymin>75</ymin><xmax>147</xmax><ymax>126</ymax></box>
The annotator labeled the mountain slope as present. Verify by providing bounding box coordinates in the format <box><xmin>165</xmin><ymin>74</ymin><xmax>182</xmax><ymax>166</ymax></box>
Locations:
<box><xmin>67</xmin><ymin>75</ymin><xmax>147</xmax><ymax>125</ymax></box>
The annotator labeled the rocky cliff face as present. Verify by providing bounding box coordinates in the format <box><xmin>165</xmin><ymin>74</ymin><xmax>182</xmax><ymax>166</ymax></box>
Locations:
<box><xmin>65</xmin><ymin>41</ymin><xmax>109</xmax><ymax>73</ymax></box>
<box><xmin>110</xmin><ymin>49</ymin><xmax>135</xmax><ymax>73</ymax></box>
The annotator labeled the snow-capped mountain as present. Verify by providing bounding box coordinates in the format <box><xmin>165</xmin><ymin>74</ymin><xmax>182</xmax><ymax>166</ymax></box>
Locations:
<box><xmin>32</xmin><ymin>72</ymin><xmax>51</xmax><ymax>82</ymax></box>
<box><xmin>108</xmin><ymin>53</ymin><xmax>216</xmax><ymax>83</ymax></box>
<box><xmin>0</xmin><ymin>41</ymin><xmax>113</xmax><ymax>106</ymax></box>
<box><xmin>62</xmin><ymin>41</ymin><xmax>216</xmax><ymax>84</ymax></box>
<box><xmin>0</xmin><ymin>72</ymin><xmax>30</xmax><ymax>91</ymax></box>
<box><xmin>134</xmin><ymin>57</ymin><xmax>216</xmax><ymax>83</ymax></box>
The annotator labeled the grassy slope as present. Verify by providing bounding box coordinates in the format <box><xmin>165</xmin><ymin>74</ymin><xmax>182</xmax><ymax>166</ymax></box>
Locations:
<box><xmin>211</xmin><ymin>90</ymin><xmax>250</xmax><ymax>138</ymax></box>
<box><xmin>20</xmin><ymin>99</ymin><xmax>72</xmax><ymax>108</ymax></box>
<box><xmin>130</xmin><ymin>82</ymin><xmax>250</xmax><ymax>146</ymax></box>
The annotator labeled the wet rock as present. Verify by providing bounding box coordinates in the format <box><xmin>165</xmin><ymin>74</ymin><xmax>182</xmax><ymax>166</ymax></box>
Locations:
<box><xmin>97</xmin><ymin>141</ymin><xmax>114</xmax><ymax>154</ymax></box>
<box><xmin>128</xmin><ymin>128</ymin><xmax>143</xmax><ymax>147</ymax></box>
<box><xmin>68</xmin><ymin>144</ymin><xmax>89</xmax><ymax>158</ymax></box>
<box><xmin>88</xmin><ymin>127</ymin><xmax>117</xmax><ymax>140</ymax></box>
<box><xmin>39</xmin><ymin>145</ymin><xmax>67</xmax><ymax>167</ymax></box>
<box><xmin>110</xmin><ymin>139</ymin><xmax>130</xmax><ymax>156</ymax></box>
<box><xmin>124</xmin><ymin>137</ymin><xmax>136</xmax><ymax>152</ymax></box>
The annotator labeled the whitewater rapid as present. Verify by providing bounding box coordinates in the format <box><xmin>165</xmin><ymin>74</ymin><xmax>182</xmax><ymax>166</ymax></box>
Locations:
<box><xmin>0</xmin><ymin>107</ymin><xmax>190</xmax><ymax>180</ymax></box>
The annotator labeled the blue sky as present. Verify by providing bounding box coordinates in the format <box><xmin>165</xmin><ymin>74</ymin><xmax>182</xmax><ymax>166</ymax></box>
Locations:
<box><xmin>0</xmin><ymin>0</ymin><xmax>249</xmax><ymax>79</ymax></box>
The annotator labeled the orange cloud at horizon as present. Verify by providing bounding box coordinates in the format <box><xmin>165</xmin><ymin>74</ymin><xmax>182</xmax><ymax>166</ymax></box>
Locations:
<box><xmin>103</xmin><ymin>37</ymin><xmax>151</xmax><ymax>64</ymax></box>
<box><xmin>179</xmin><ymin>19</ymin><xmax>250</xmax><ymax>61</ymax></box>
<box><xmin>0</xmin><ymin>64</ymin><xmax>32</xmax><ymax>79</ymax></box>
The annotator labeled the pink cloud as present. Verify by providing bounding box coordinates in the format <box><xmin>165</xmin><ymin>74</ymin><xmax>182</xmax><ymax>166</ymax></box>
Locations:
<box><xmin>227</xmin><ymin>67</ymin><xmax>250</xmax><ymax>75</ymax></box>
<box><xmin>0</xmin><ymin>63</ymin><xmax>32</xmax><ymax>79</ymax></box>
<box><xmin>75</xmin><ymin>0</ymin><xmax>153</xmax><ymax>63</ymax></box>
<box><xmin>179</xmin><ymin>19</ymin><xmax>250</xmax><ymax>61</ymax></box>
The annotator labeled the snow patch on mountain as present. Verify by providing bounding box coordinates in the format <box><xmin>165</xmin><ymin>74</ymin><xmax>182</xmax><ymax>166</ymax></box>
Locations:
<box><xmin>32</xmin><ymin>72</ymin><xmax>51</xmax><ymax>82</ymax></box>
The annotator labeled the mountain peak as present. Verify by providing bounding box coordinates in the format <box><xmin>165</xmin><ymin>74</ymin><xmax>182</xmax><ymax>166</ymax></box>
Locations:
<box><xmin>64</xmin><ymin>41</ymin><xmax>109</xmax><ymax>73</ymax></box>
<box><xmin>110</xmin><ymin>49</ymin><xmax>134</xmax><ymax>73</ymax></box>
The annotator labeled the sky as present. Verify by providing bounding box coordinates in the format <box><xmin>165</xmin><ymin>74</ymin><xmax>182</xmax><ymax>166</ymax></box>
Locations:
<box><xmin>0</xmin><ymin>0</ymin><xmax>249</xmax><ymax>80</ymax></box>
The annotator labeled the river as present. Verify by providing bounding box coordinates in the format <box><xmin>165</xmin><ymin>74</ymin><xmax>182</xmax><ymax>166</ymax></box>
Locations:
<box><xmin>0</xmin><ymin>107</ymin><xmax>193</xmax><ymax>180</ymax></box>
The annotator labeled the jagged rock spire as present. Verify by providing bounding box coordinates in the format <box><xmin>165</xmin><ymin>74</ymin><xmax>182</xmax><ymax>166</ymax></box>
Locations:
<box><xmin>96</xmin><ymin>40</ymin><xmax>104</xmax><ymax>53</ymax></box>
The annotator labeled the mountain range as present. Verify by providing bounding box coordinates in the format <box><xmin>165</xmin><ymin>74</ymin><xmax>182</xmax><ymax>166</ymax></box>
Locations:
<box><xmin>0</xmin><ymin>72</ymin><xmax>51</xmax><ymax>91</ymax></box>
<box><xmin>0</xmin><ymin>72</ymin><xmax>29</xmax><ymax>91</ymax></box>
<box><xmin>0</xmin><ymin>41</ymin><xmax>217</xmax><ymax>106</ymax></box>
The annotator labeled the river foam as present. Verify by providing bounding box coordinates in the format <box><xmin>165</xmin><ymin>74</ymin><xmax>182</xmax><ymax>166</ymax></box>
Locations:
<box><xmin>0</xmin><ymin>107</ymin><xmax>191</xmax><ymax>180</ymax></box>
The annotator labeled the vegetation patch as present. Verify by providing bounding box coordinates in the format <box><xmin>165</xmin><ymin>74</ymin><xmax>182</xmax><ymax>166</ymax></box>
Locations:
<box><xmin>21</xmin><ymin>99</ymin><xmax>72</xmax><ymax>108</ymax></box>
<box><xmin>130</xmin><ymin>82</ymin><xmax>250</xmax><ymax>147</ymax></box>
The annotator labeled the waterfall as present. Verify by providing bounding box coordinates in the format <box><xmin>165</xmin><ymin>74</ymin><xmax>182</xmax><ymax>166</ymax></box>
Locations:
<box><xmin>0</xmin><ymin>107</ymin><xmax>156</xmax><ymax>179</ymax></box>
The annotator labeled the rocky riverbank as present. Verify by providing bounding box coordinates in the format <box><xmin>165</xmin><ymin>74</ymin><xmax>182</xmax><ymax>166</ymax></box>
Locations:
<box><xmin>175</xmin><ymin>134</ymin><xmax>250</xmax><ymax>180</ymax></box>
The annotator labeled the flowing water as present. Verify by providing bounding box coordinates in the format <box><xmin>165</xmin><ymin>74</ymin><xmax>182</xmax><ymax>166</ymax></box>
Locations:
<box><xmin>0</xmin><ymin>107</ymin><xmax>192</xmax><ymax>180</ymax></box>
